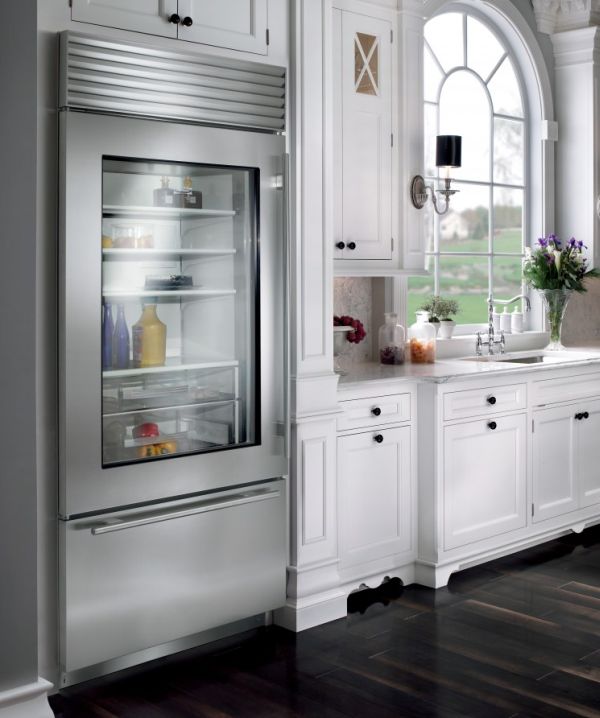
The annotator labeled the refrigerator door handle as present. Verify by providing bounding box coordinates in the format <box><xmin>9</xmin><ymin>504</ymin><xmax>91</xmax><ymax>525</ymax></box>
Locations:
<box><xmin>90</xmin><ymin>487</ymin><xmax>281</xmax><ymax>535</ymax></box>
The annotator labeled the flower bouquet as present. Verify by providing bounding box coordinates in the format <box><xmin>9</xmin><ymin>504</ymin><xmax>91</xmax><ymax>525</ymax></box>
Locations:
<box><xmin>522</xmin><ymin>235</ymin><xmax>599</xmax><ymax>350</ymax></box>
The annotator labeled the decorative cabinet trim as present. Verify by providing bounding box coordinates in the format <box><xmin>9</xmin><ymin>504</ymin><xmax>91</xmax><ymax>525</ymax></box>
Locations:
<box><xmin>301</xmin><ymin>437</ymin><xmax>328</xmax><ymax>545</ymax></box>
<box><xmin>533</xmin><ymin>0</ymin><xmax>600</xmax><ymax>34</ymax></box>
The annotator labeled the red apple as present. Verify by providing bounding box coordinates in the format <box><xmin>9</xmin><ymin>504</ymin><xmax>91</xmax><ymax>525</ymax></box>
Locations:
<box><xmin>132</xmin><ymin>422</ymin><xmax>160</xmax><ymax>439</ymax></box>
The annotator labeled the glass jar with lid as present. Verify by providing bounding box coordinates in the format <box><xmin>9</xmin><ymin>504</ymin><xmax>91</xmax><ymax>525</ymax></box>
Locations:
<box><xmin>378</xmin><ymin>313</ymin><xmax>406</xmax><ymax>365</ymax></box>
<box><xmin>409</xmin><ymin>311</ymin><xmax>436</xmax><ymax>363</ymax></box>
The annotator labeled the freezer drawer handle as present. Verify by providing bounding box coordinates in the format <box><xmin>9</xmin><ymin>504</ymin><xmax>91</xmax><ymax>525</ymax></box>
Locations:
<box><xmin>90</xmin><ymin>488</ymin><xmax>281</xmax><ymax>535</ymax></box>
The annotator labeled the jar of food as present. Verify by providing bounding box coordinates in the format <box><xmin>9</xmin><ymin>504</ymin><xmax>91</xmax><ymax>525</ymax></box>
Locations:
<box><xmin>378</xmin><ymin>313</ymin><xmax>406</xmax><ymax>365</ymax></box>
<box><xmin>409</xmin><ymin>311</ymin><xmax>436</xmax><ymax>363</ymax></box>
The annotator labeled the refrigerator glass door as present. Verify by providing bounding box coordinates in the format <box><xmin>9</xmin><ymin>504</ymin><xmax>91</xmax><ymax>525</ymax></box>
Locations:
<box><xmin>60</xmin><ymin>112</ymin><xmax>286</xmax><ymax>516</ymax></box>
<box><xmin>101</xmin><ymin>158</ymin><xmax>259</xmax><ymax>466</ymax></box>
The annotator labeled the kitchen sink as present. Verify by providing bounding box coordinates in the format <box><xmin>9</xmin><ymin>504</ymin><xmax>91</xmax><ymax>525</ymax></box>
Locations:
<box><xmin>462</xmin><ymin>350</ymin><xmax>599</xmax><ymax>364</ymax></box>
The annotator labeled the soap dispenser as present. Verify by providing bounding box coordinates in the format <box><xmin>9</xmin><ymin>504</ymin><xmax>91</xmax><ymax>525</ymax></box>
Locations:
<box><xmin>511</xmin><ymin>306</ymin><xmax>524</xmax><ymax>334</ymax></box>
<box><xmin>500</xmin><ymin>307</ymin><xmax>512</xmax><ymax>334</ymax></box>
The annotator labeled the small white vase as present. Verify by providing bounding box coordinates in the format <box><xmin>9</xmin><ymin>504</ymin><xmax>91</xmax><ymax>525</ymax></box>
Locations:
<box><xmin>438</xmin><ymin>319</ymin><xmax>456</xmax><ymax>339</ymax></box>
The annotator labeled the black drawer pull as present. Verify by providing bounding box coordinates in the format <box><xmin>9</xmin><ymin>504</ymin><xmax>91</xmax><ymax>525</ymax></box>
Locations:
<box><xmin>336</xmin><ymin>241</ymin><xmax>346</xmax><ymax>250</ymax></box>
<box><xmin>583</xmin><ymin>411</ymin><xmax>590</xmax><ymax>419</ymax></box>
<box><xmin>575</xmin><ymin>413</ymin><xmax>583</xmax><ymax>420</ymax></box>
<box><xmin>374</xmin><ymin>434</ymin><xmax>384</xmax><ymax>444</ymax></box>
<box><xmin>182</xmin><ymin>16</ymin><xmax>193</xmax><ymax>26</ymax></box>
<box><xmin>488</xmin><ymin>421</ymin><xmax>497</xmax><ymax>430</ymax></box>
<box><xmin>347</xmin><ymin>241</ymin><xmax>357</xmax><ymax>250</ymax></box>
<box><xmin>168</xmin><ymin>13</ymin><xmax>181</xmax><ymax>23</ymax></box>
<box><xmin>487</xmin><ymin>396</ymin><xmax>497</xmax><ymax>405</ymax></box>
<box><xmin>371</xmin><ymin>407</ymin><xmax>382</xmax><ymax>417</ymax></box>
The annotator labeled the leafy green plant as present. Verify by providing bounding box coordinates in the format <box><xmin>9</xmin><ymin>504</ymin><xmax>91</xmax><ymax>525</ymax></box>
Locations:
<box><xmin>418</xmin><ymin>295</ymin><xmax>460</xmax><ymax>322</ymax></box>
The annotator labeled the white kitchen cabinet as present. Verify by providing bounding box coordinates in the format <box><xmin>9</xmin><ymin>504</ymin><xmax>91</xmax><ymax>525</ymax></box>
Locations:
<box><xmin>533</xmin><ymin>399</ymin><xmax>600</xmax><ymax>521</ymax></box>
<box><xmin>71</xmin><ymin>0</ymin><xmax>178</xmax><ymax>37</ymax></box>
<box><xmin>578</xmin><ymin>399</ymin><xmax>600</xmax><ymax>508</ymax></box>
<box><xmin>71</xmin><ymin>0</ymin><xmax>269</xmax><ymax>55</ymax></box>
<box><xmin>338</xmin><ymin>425</ymin><xmax>411</xmax><ymax>567</ymax></box>
<box><xmin>443</xmin><ymin>414</ymin><xmax>527</xmax><ymax>550</ymax></box>
<box><xmin>333</xmin><ymin>8</ymin><xmax>393</xmax><ymax>263</ymax></box>
<box><xmin>532</xmin><ymin>405</ymin><xmax>578</xmax><ymax>523</ymax></box>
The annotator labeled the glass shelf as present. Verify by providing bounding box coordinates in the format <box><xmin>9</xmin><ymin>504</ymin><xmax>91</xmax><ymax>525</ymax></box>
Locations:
<box><xmin>102</xmin><ymin>248</ymin><xmax>237</xmax><ymax>260</ymax></box>
<box><xmin>103</xmin><ymin>398</ymin><xmax>238</xmax><ymax>420</ymax></box>
<box><xmin>102</xmin><ymin>358</ymin><xmax>239</xmax><ymax>379</ymax></box>
<box><xmin>102</xmin><ymin>205</ymin><xmax>236</xmax><ymax>219</ymax></box>
<box><xmin>103</xmin><ymin>288</ymin><xmax>236</xmax><ymax>299</ymax></box>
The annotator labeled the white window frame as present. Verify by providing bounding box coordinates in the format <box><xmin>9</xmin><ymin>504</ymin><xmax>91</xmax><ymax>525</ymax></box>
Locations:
<box><xmin>401</xmin><ymin>0</ymin><xmax>556</xmax><ymax>337</ymax></box>
<box><xmin>423</xmin><ymin>9</ymin><xmax>528</xmax><ymax>335</ymax></box>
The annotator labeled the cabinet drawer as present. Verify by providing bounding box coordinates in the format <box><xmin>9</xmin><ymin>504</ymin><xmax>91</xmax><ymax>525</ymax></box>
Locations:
<box><xmin>443</xmin><ymin>383</ymin><xmax>526</xmax><ymax>421</ymax></box>
<box><xmin>338</xmin><ymin>393</ymin><xmax>411</xmax><ymax>431</ymax></box>
<box><xmin>532</xmin><ymin>371</ymin><xmax>600</xmax><ymax>407</ymax></box>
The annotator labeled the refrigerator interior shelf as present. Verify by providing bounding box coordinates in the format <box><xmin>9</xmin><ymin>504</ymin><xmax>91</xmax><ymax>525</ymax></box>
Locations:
<box><xmin>102</xmin><ymin>358</ymin><xmax>239</xmax><ymax>379</ymax></box>
<box><xmin>102</xmin><ymin>248</ymin><xmax>237</xmax><ymax>260</ymax></box>
<box><xmin>102</xmin><ymin>288</ymin><xmax>236</xmax><ymax>299</ymax></box>
<box><xmin>102</xmin><ymin>205</ymin><xmax>236</xmax><ymax>219</ymax></box>
<box><xmin>103</xmin><ymin>398</ymin><xmax>238</xmax><ymax>420</ymax></box>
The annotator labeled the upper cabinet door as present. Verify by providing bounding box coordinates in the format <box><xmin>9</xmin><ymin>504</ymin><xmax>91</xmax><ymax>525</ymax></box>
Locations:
<box><xmin>334</xmin><ymin>10</ymin><xmax>392</xmax><ymax>261</ymax></box>
<box><xmin>72</xmin><ymin>0</ymin><xmax>178</xmax><ymax>37</ymax></box>
<box><xmin>178</xmin><ymin>0</ymin><xmax>268</xmax><ymax>55</ymax></box>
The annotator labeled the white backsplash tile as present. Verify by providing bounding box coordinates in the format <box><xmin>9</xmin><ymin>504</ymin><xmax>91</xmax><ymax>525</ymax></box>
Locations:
<box><xmin>562</xmin><ymin>278</ymin><xmax>600</xmax><ymax>345</ymax></box>
<box><xmin>334</xmin><ymin>277</ymin><xmax>373</xmax><ymax>367</ymax></box>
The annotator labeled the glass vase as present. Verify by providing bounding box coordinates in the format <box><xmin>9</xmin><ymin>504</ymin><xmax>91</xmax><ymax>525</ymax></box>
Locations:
<box><xmin>539</xmin><ymin>288</ymin><xmax>572</xmax><ymax>351</ymax></box>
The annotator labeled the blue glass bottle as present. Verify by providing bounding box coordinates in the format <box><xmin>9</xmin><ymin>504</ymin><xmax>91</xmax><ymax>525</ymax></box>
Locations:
<box><xmin>113</xmin><ymin>304</ymin><xmax>130</xmax><ymax>369</ymax></box>
<box><xmin>102</xmin><ymin>301</ymin><xmax>114</xmax><ymax>369</ymax></box>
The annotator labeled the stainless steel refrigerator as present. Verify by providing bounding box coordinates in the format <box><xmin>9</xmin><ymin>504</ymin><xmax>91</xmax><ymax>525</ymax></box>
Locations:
<box><xmin>58</xmin><ymin>32</ymin><xmax>288</xmax><ymax>685</ymax></box>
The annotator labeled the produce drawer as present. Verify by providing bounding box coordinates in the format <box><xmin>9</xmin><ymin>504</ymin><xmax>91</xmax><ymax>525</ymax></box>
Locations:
<box><xmin>337</xmin><ymin>393</ymin><xmax>411</xmax><ymax>431</ymax></box>
<box><xmin>443</xmin><ymin>383</ymin><xmax>526</xmax><ymax>422</ymax></box>
<box><xmin>61</xmin><ymin>480</ymin><xmax>285</xmax><ymax>677</ymax></box>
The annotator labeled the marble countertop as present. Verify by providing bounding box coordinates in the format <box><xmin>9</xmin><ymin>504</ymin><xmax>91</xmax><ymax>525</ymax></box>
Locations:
<box><xmin>337</xmin><ymin>344</ymin><xmax>600</xmax><ymax>388</ymax></box>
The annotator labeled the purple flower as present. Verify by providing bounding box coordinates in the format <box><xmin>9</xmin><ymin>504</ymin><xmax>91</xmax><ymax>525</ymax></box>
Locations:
<box><xmin>544</xmin><ymin>252</ymin><xmax>555</xmax><ymax>264</ymax></box>
<box><xmin>568</xmin><ymin>237</ymin><xmax>577</xmax><ymax>248</ymax></box>
<box><xmin>537</xmin><ymin>237</ymin><xmax>548</xmax><ymax>248</ymax></box>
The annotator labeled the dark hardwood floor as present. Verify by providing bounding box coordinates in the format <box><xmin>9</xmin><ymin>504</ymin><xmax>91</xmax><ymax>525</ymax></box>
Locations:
<box><xmin>50</xmin><ymin>526</ymin><xmax>600</xmax><ymax>717</ymax></box>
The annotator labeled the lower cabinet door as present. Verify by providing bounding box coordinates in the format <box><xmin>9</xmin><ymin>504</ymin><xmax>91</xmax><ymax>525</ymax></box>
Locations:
<box><xmin>338</xmin><ymin>426</ymin><xmax>411</xmax><ymax>567</ymax></box>
<box><xmin>577</xmin><ymin>398</ymin><xmax>600</xmax><ymax>508</ymax></box>
<box><xmin>443</xmin><ymin>414</ymin><xmax>527</xmax><ymax>550</ymax></box>
<box><xmin>61</xmin><ymin>481</ymin><xmax>286</xmax><ymax>675</ymax></box>
<box><xmin>532</xmin><ymin>405</ymin><xmax>578</xmax><ymax>522</ymax></box>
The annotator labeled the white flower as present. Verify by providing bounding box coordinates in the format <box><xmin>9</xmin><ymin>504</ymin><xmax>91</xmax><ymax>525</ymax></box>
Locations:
<box><xmin>524</xmin><ymin>247</ymin><xmax>532</xmax><ymax>260</ymax></box>
<box><xmin>554</xmin><ymin>250</ymin><xmax>562</xmax><ymax>272</ymax></box>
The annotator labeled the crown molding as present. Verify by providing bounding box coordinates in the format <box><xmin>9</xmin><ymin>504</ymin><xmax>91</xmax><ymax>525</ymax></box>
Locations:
<box><xmin>532</xmin><ymin>0</ymin><xmax>600</xmax><ymax>34</ymax></box>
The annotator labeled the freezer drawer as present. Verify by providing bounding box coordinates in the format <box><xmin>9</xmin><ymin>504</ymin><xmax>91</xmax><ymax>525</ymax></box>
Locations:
<box><xmin>61</xmin><ymin>480</ymin><xmax>286</xmax><ymax>674</ymax></box>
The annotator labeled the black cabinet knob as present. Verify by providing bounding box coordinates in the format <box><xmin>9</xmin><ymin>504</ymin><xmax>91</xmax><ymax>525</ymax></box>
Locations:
<box><xmin>488</xmin><ymin>421</ymin><xmax>497</xmax><ymax>430</ymax></box>
<box><xmin>347</xmin><ymin>241</ymin><xmax>357</xmax><ymax>250</ymax></box>
<box><xmin>371</xmin><ymin>407</ymin><xmax>382</xmax><ymax>417</ymax></box>
<box><xmin>374</xmin><ymin>434</ymin><xmax>384</xmax><ymax>444</ymax></box>
<box><xmin>168</xmin><ymin>13</ymin><xmax>181</xmax><ymax>23</ymax></box>
<box><xmin>487</xmin><ymin>396</ymin><xmax>497</xmax><ymax>405</ymax></box>
<box><xmin>336</xmin><ymin>241</ymin><xmax>346</xmax><ymax>250</ymax></box>
<box><xmin>575</xmin><ymin>413</ymin><xmax>582</xmax><ymax>420</ymax></box>
<box><xmin>584</xmin><ymin>411</ymin><xmax>590</xmax><ymax>419</ymax></box>
<box><xmin>182</xmin><ymin>16</ymin><xmax>193</xmax><ymax>26</ymax></box>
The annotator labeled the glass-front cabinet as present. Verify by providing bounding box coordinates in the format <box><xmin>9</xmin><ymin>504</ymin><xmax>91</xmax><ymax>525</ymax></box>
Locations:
<box><xmin>101</xmin><ymin>158</ymin><xmax>259</xmax><ymax>466</ymax></box>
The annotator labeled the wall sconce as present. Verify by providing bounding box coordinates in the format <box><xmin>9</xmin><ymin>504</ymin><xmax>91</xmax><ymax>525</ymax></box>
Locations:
<box><xmin>410</xmin><ymin>135</ymin><xmax>462</xmax><ymax>216</ymax></box>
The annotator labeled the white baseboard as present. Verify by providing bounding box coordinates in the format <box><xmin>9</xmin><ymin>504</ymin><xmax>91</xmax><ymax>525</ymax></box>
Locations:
<box><xmin>274</xmin><ymin>588</ymin><xmax>347</xmax><ymax>632</ymax></box>
<box><xmin>0</xmin><ymin>679</ymin><xmax>53</xmax><ymax>718</ymax></box>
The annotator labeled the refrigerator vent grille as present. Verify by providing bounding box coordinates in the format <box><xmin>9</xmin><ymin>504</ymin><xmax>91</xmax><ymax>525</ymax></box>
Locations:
<box><xmin>59</xmin><ymin>32</ymin><xmax>286</xmax><ymax>132</ymax></box>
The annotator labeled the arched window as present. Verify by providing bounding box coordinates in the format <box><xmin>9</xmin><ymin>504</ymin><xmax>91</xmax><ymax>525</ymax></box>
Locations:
<box><xmin>408</xmin><ymin>10</ymin><xmax>528</xmax><ymax>328</ymax></box>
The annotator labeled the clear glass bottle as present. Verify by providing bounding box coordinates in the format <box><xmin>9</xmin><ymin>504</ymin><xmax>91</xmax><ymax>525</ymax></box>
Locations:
<box><xmin>132</xmin><ymin>303</ymin><xmax>167</xmax><ymax>368</ymax></box>
<box><xmin>378</xmin><ymin>313</ymin><xmax>406</xmax><ymax>365</ymax></box>
<box><xmin>409</xmin><ymin>311</ymin><xmax>436</xmax><ymax>363</ymax></box>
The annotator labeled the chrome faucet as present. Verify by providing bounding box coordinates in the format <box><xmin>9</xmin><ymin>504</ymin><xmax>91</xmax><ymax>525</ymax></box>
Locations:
<box><xmin>476</xmin><ymin>294</ymin><xmax>531</xmax><ymax>356</ymax></box>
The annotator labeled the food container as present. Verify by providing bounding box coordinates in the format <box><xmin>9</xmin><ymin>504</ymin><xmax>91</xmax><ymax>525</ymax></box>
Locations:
<box><xmin>378</xmin><ymin>313</ymin><xmax>406</xmax><ymax>365</ymax></box>
<box><xmin>409</xmin><ymin>311</ymin><xmax>436</xmax><ymax>363</ymax></box>
<box><xmin>112</xmin><ymin>223</ymin><xmax>154</xmax><ymax>249</ymax></box>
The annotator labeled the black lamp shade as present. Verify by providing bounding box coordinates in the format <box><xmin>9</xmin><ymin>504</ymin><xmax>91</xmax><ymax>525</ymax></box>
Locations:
<box><xmin>436</xmin><ymin>135</ymin><xmax>462</xmax><ymax>168</ymax></box>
